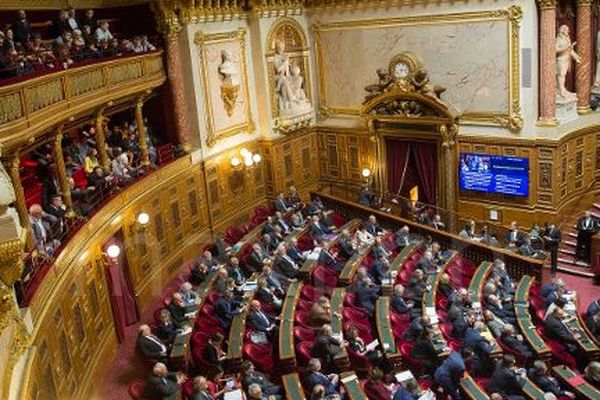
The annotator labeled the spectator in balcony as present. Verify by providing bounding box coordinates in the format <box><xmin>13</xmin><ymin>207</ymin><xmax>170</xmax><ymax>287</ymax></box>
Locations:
<box><xmin>41</xmin><ymin>165</ymin><xmax>61</xmax><ymax>212</ymax></box>
<box><xmin>140</xmin><ymin>35</ymin><xmax>156</xmax><ymax>52</ymax></box>
<box><xmin>12</xmin><ymin>10</ymin><xmax>31</xmax><ymax>45</ymax></box>
<box><xmin>29</xmin><ymin>204</ymin><xmax>59</xmax><ymax>255</ymax></box>
<box><xmin>88</xmin><ymin>166</ymin><xmax>113</xmax><ymax>189</ymax></box>
<box><xmin>55</xmin><ymin>30</ymin><xmax>73</xmax><ymax>46</ymax></box>
<box><xmin>55</xmin><ymin>44</ymin><xmax>73</xmax><ymax>69</ymax></box>
<box><xmin>3</xmin><ymin>29</ymin><xmax>16</xmax><ymax>55</ymax></box>
<box><xmin>66</xmin><ymin>7</ymin><xmax>80</xmax><ymax>32</ymax></box>
<box><xmin>111</xmin><ymin>147</ymin><xmax>134</xmax><ymax>184</ymax></box>
<box><xmin>84</xmin><ymin>148</ymin><xmax>100</xmax><ymax>174</ymax></box>
<box><xmin>45</xmin><ymin>194</ymin><xmax>66</xmax><ymax>235</ymax></box>
<box><xmin>51</xmin><ymin>10</ymin><xmax>70</xmax><ymax>39</ymax></box>
<box><xmin>81</xmin><ymin>9</ymin><xmax>98</xmax><ymax>32</ymax></box>
<box><xmin>95</xmin><ymin>21</ymin><xmax>114</xmax><ymax>43</ymax></box>
<box><xmin>68</xmin><ymin>177</ymin><xmax>94</xmax><ymax>216</ymax></box>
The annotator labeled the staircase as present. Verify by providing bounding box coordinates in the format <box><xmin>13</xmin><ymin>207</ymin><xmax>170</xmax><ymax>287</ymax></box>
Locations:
<box><xmin>556</xmin><ymin>202</ymin><xmax>600</xmax><ymax>278</ymax></box>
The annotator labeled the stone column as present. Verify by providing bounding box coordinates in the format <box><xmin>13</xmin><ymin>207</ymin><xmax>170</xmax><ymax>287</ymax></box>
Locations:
<box><xmin>576</xmin><ymin>0</ymin><xmax>593</xmax><ymax>114</ymax></box>
<box><xmin>5</xmin><ymin>155</ymin><xmax>33</xmax><ymax>249</ymax></box>
<box><xmin>52</xmin><ymin>128</ymin><xmax>74</xmax><ymax>214</ymax></box>
<box><xmin>164</xmin><ymin>29</ymin><xmax>192</xmax><ymax>148</ymax></box>
<box><xmin>440</xmin><ymin>123</ymin><xmax>458</xmax><ymax>232</ymax></box>
<box><xmin>134</xmin><ymin>99</ymin><xmax>151</xmax><ymax>167</ymax></box>
<box><xmin>94</xmin><ymin>112</ymin><xmax>111</xmax><ymax>171</ymax></box>
<box><xmin>538</xmin><ymin>0</ymin><xmax>559</xmax><ymax>125</ymax></box>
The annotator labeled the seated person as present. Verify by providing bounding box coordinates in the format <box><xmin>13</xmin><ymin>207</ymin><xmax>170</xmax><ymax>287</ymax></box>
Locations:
<box><xmin>485</xmin><ymin>294</ymin><xmax>516</xmax><ymax>325</ymax></box>
<box><xmin>144</xmin><ymin>362</ymin><xmax>185</xmax><ymax>400</ymax></box>
<box><xmin>274</xmin><ymin>192</ymin><xmax>292</xmax><ymax>212</ymax></box>
<box><xmin>405</xmin><ymin>269</ymin><xmax>428</xmax><ymax>301</ymax></box>
<box><xmin>287</xmin><ymin>237</ymin><xmax>306</xmax><ymax>263</ymax></box>
<box><xmin>190</xmin><ymin>261</ymin><xmax>209</xmax><ymax>285</ymax></box>
<box><xmin>355</xmin><ymin>226</ymin><xmax>375</xmax><ymax>247</ymax></box>
<box><xmin>416</xmin><ymin>250</ymin><xmax>437</xmax><ymax>275</ymax></box>
<box><xmin>505</xmin><ymin>221</ymin><xmax>525</xmax><ymax>248</ymax></box>
<box><xmin>226</xmin><ymin>256</ymin><xmax>246</xmax><ymax>286</ymax></box>
<box><xmin>309</xmin><ymin>296</ymin><xmax>334</xmax><ymax>327</ymax></box>
<box><xmin>240</xmin><ymin>360</ymin><xmax>282</xmax><ymax>398</ymax></box>
<box><xmin>310</xmin><ymin>384</ymin><xmax>340</xmax><ymax>400</ymax></box>
<box><xmin>540</xmin><ymin>278</ymin><xmax>567</xmax><ymax>308</ymax></box>
<box><xmin>192</xmin><ymin>375</ymin><xmax>230</xmax><ymax>400</ymax></box>
<box><xmin>364</xmin><ymin>215</ymin><xmax>384</xmax><ymax>236</ymax></box>
<box><xmin>318</xmin><ymin>246</ymin><xmax>344</xmax><ymax>272</ymax></box>
<box><xmin>247</xmin><ymin>300</ymin><xmax>278</xmax><ymax>336</ymax></box>
<box><xmin>391</xmin><ymin>284</ymin><xmax>416</xmax><ymax>316</ymax></box>
<box><xmin>354</xmin><ymin>276</ymin><xmax>379</xmax><ymax>313</ymax></box>
<box><xmin>434</xmin><ymin>348</ymin><xmax>473</xmax><ymax>400</ymax></box>
<box><xmin>371</xmin><ymin>236</ymin><xmax>391</xmax><ymax>260</ymax></box>
<box><xmin>137</xmin><ymin>324</ymin><xmax>169</xmax><ymax>361</ymax></box>
<box><xmin>168</xmin><ymin>292</ymin><xmax>192</xmax><ymax>327</ymax></box>
<box><xmin>438</xmin><ymin>273</ymin><xmax>456</xmax><ymax>300</ymax></box>
<box><xmin>311</xmin><ymin>325</ymin><xmax>345</xmax><ymax>371</ymax></box>
<box><xmin>358</xmin><ymin>185</ymin><xmax>376</xmax><ymax>207</ymax></box>
<box><xmin>345</xmin><ymin>325</ymin><xmax>383</xmax><ymax>367</ymax></box>
<box><xmin>247</xmin><ymin>383</ymin><xmax>280</xmax><ymax>400</ymax></box>
<box><xmin>459</xmin><ymin>220</ymin><xmax>477</xmax><ymax>240</ymax></box>
<box><xmin>261</xmin><ymin>265</ymin><xmax>285</xmax><ymax>295</ymax></box>
<box><xmin>202</xmin><ymin>333</ymin><xmax>226</xmax><ymax>370</ymax></box>
<box><xmin>364</xmin><ymin>367</ymin><xmax>392</xmax><ymax>400</ymax></box>
<box><xmin>587</xmin><ymin>312</ymin><xmax>600</xmax><ymax>341</ymax></box>
<box><xmin>274</xmin><ymin>211</ymin><xmax>291</xmax><ymax>234</ymax></box>
<box><xmin>304</xmin><ymin>358</ymin><xmax>340</xmax><ymax>396</ymax></box>
<box><xmin>527</xmin><ymin>360</ymin><xmax>575</xmax><ymax>399</ymax></box>
<box><xmin>213</xmin><ymin>291</ymin><xmax>245</xmax><ymax>328</ymax></box>
<box><xmin>452</xmin><ymin>310</ymin><xmax>476</xmax><ymax>340</ymax></box>
<box><xmin>403</xmin><ymin>315</ymin><xmax>431</xmax><ymax>341</ymax></box>
<box><xmin>369</xmin><ymin>257</ymin><xmax>390</xmax><ymax>286</ymax></box>
<box><xmin>155</xmin><ymin>309</ymin><xmax>178</xmax><ymax>345</ymax></box>
<box><xmin>585</xmin><ymin>298</ymin><xmax>600</xmax><ymax>321</ymax></box>
<box><xmin>394</xmin><ymin>225</ymin><xmax>411</xmax><ymax>249</ymax></box>
<box><xmin>483</xmin><ymin>309</ymin><xmax>507</xmax><ymax>338</ymax></box>
<box><xmin>544</xmin><ymin>306</ymin><xmax>580</xmax><ymax>354</ymax></box>
<box><xmin>429</xmin><ymin>214</ymin><xmax>446</xmax><ymax>230</ymax></box>
<box><xmin>448</xmin><ymin>288</ymin><xmax>473</xmax><ymax>320</ymax></box>
<box><xmin>273</xmin><ymin>246</ymin><xmax>299</xmax><ymax>279</ymax></box>
<box><xmin>500</xmin><ymin>324</ymin><xmax>533</xmax><ymax>361</ymax></box>
<box><xmin>309</xmin><ymin>215</ymin><xmax>331</xmax><ymax>240</ymax></box>
<box><xmin>200</xmin><ymin>250</ymin><xmax>219</xmax><ymax>270</ymax></box>
<box><xmin>247</xmin><ymin>243</ymin><xmax>271</xmax><ymax>274</ymax></box>
<box><xmin>410</xmin><ymin>329</ymin><xmax>439</xmax><ymax>374</ymax></box>
<box><xmin>518</xmin><ymin>236</ymin><xmax>540</xmax><ymax>258</ymax></box>
<box><xmin>290</xmin><ymin>210</ymin><xmax>305</xmax><ymax>230</ymax></box>
<box><xmin>585</xmin><ymin>361</ymin><xmax>600</xmax><ymax>388</ymax></box>
<box><xmin>463</xmin><ymin>321</ymin><xmax>495</xmax><ymax>377</ymax></box>
<box><xmin>487</xmin><ymin>355</ymin><xmax>526</xmax><ymax>400</ymax></box>
<box><xmin>256</xmin><ymin>277</ymin><xmax>282</xmax><ymax>311</ymax></box>
<box><xmin>337</xmin><ymin>229</ymin><xmax>356</xmax><ymax>261</ymax></box>
<box><xmin>179</xmin><ymin>281</ymin><xmax>198</xmax><ymax>307</ymax></box>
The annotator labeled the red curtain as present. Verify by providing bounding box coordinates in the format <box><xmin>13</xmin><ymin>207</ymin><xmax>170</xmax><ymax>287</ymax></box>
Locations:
<box><xmin>386</xmin><ymin>138</ymin><xmax>438</xmax><ymax>206</ymax></box>
<box><xmin>105</xmin><ymin>232</ymin><xmax>139</xmax><ymax>343</ymax></box>
<box><xmin>386</xmin><ymin>139</ymin><xmax>410</xmax><ymax>195</ymax></box>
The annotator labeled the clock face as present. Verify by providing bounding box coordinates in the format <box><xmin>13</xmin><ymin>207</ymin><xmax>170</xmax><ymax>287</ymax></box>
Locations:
<box><xmin>394</xmin><ymin>62</ymin><xmax>410</xmax><ymax>78</ymax></box>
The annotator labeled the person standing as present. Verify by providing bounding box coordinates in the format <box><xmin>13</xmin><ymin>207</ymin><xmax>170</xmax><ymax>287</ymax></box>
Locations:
<box><xmin>544</xmin><ymin>223</ymin><xmax>561</xmax><ymax>276</ymax></box>
<box><xmin>576</xmin><ymin>211</ymin><xmax>599</xmax><ymax>264</ymax></box>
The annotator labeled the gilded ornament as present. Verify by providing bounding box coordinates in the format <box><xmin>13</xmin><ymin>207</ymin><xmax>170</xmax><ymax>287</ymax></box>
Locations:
<box><xmin>0</xmin><ymin>92</ymin><xmax>23</xmax><ymax>124</ymax></box>
<box><xmin>536</xmin><ymin>0</ymin><xmax>557</xmax><ymax>9</ymax></box>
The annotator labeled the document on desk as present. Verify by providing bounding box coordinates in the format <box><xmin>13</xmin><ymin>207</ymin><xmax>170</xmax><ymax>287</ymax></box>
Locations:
<box><xmin>223</xmin><ymin>389</ymin><xmax>243</xmax><ymax>400</ymax></box>
<box><xmin>366</xmin><ymin>339</ymin><xmax>379</xmax><ymax>352</ymax></box>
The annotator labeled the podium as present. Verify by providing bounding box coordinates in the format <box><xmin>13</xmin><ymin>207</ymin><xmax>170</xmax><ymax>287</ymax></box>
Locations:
<box><xmin>592</xmin><ymin>232</ymin><xmax>600</xmax><ymax>285</ymax></box>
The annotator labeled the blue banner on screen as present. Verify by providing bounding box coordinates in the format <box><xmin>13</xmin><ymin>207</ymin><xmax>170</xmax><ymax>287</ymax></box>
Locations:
<box><xmin>459</xmin><ymin>153</ymin><xmax>529</xmax><ymax>197</ymax></box>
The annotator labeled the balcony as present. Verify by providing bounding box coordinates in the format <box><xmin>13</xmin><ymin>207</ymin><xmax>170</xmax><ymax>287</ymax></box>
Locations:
<box><xmin>0</xmin><ymin>51</ymin><xmax>166</xmax><ymax>149</ymax></box>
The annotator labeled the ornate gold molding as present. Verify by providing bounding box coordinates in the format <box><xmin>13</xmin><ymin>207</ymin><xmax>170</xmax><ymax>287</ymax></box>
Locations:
<box><xmin>0</xmin><ymin>230</ymin><xmax>26</xmax><ymax>289</ymax></box>
<box><xmin>536</xmin><ymin>0</ymin><xmax>557</xmax><ymax>9</ymax></box>
<box><xmin>312</xmin><ymin>6</ymin><xmax>523</xmax><ymax>132</ymax></box>
<box><xmin>194</xmin><ymin>28</ymin><xmax>255</xmax><ymax>148</ymax></box>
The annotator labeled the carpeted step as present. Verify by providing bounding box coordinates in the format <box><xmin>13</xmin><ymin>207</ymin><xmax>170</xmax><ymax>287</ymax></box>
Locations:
<box><xmin>558</xmin><ymin>247</ymin><xmax>576</xmax><ymax>256</ymax></box>
<box><xmin>557</xmin><ymin>263</ymin><xmax>595</xmax><ymax>278</ymax></box>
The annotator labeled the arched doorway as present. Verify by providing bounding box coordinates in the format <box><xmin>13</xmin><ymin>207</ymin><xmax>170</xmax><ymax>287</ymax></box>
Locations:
<box><xmin>360</xmin><ymin>52</ymin><xmax>459</xmax><ymax>229</ymax></box>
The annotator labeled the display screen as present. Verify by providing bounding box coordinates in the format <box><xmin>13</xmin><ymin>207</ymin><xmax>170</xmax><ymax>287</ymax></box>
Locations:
<box><xmin>459</xmin><ymin>153</ymin><xmax>529</xmax><ymax>197</ymax></box>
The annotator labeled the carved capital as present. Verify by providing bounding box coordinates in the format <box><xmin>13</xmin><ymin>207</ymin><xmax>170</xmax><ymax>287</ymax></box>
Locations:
<box><xmin>439</xmin><ymin>123</ymin><xmax>458</xmax><ymax>148</ymax></box>
<box><xmin>537</xmin><ymin>0</ymin><xmax>557</xmax><ymax>9</ymax></box>
<box><xmin>577</xmin><ymin>0</ymin><xmax>593</xmax><ymax>6</ymax></box>
<box><xmin>0</xmin><ymin>230</ymin><xmax>26</xmax><ymax>288</ymax></box>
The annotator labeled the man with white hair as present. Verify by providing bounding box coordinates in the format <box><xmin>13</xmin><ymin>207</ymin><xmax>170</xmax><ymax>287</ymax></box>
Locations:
<box><xmin>145</xmin><ymin>362</ymin><xmax>185</xmax><ymax>400</ymax></box>
<box><xmin>304</xmin><ymin>358</ymin><xmax>339</xmax><ymax>396</ymax></box>
<box><xmin>136</xmin><ymin>324</ymin><xmax>168</xmax><ymax>361</ymax></box>
<box><xmin>247</xmin><ymin>383</ymin><xmax>279</xmax><ymax>400</ymax></box>
<box><xmin>192</xmin><ymin>375</ymin><xmax>214</xmax><ymax>400</ymax></box>
<box><xmin>29</xmin><ymin>203</ymin><xmax>59</xmax><ymax>255</ymax></box>
<box><xmin>179</xmin><ymin>282</ymin><xmax>197</xmax><ymax>306</ymax></box>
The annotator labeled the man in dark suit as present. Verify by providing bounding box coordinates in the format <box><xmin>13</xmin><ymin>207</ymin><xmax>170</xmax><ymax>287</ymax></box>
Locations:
<box><xmin>364</xmin><ymin>215</ymin><xmax>384</xmax><ymax>236</ymax></box>
<box><xmin>286</xmin><ymin>238</ymin><xmax>305</xmax><ymax>263</ymax></box>
<box><xmin>518</xmin><ymin>237</ymin><xmax>539</xmax><ymax>258</ymax></box>
<box><xmin>137</xmin><ymin>324</ymin><xmax>169</xmax><ymax>361</ymax></box>
<box><xmin>527</xmin><ymin>360</ymin><xmax>575</xmax><ymax>399</ymax></box>
<box><xmin>213</xmin><ymin>291</ymin><xmax>245</xmax><ymax>328</ymax></box>
<box><xmin>411</xmin><ymin>329</ymin><xmax>439</xmax><ymax>373</ymax></box>
<box><xmin>505</xmin><ymin>221</ymin><xmax>525</xmax><ymax>248</ymax></box>
<box><xmin>199</xmin><ymin>250</ymin><xmax>219</xmax><ymax>270</ymax></box>
<box><xmin>241</xmin><ymin>360</ymin><xmax>282</xmax><ymax>398</ymax></box>
<box><xmin>354</xmin><ymin>278</ymin><xmax>379</xmax><ymax>313</ymax></box>
<box><xmin>371</xmin><ymin>236</ymin><xmax>391</xmax><ymax>260</ymax></box>
<box><xmin>405</xmin><ymin>269</ymin><xmax>428</xmax><ymax>301</ymax></box>
<box><xmin>485</xmin><ymin>294</ymin><xmax>516</xmax><ymax>325</ymax></box>
<box><xmin>247</xmin><ymin>243</ymin><xmax>269</xmax><ymax>273</ymax></box>
<box><xmin>452</xmin><ymin>311</ymin><xmax>476</xmax><ymax>339</ymax></box>
<box><xmin>309</xmin><ymin>215</ymin><xmax>330</xmax><ymax>240</ymax></box>
<box><xmin>274</xmin><ymin>211</ymin><xmax>291</xmax><ymax>234</ymax></box>
<box><xmin>391</xmin><ymin>284</ymin><xmax>418</xmax><ymax>317</ymax></box>
<box><xmin>540</xmin><ymin>278</ymin><xmax>566</xmax><ymax>308</ymax></box>
<box><xmin>403</xmin><ymin>315</ymin><xmax>431</xmax><ymax>341</ymax></box>
<box><xmin>586</xmin><ymin>298</ymin><xmax>600</xmax><ymax>321</ymax></box>
<box><xmin>337</xmin><ymin>230</ymin><xmax>356</xmax><ymax>261</ymax></box>
<box><xmin>311</xmin><ymin>324</ymin><xmax>344</xmax><ymax>371</ymax></box>
<box><xmin>192</xmin><ymin>376</ymin><xmax>217</xmax><ymax>400</ymax></box>
<box><xmin>394</xmin><ymin>226</ymin><xmax>411</xmax><ymax>249</ymax></box>
<box><xmin>416</xmin><ymin>250</ymin><xmax>437</xmax><ymax>275</ymax></box>
<box><xmin>226</xmin><ymin>256</ymin><xmax>246</xmax><ymax>286</ymax></box>
<box><xmin>368</xmin><ymin>257</ymin><xmax>390</xmax><ymax>286</ymax></box>
<box><xmin>487</xmin><ymin>355</ymin><xmax>526</xmax><ymax>400</ymax></box>
<box><xmin>167</xmin><ymin>293</ymin><xmax>191</xmax><ymax>327</ymax></box>
<box><xmin>303</xmin><ymin>358</ymin><xmax>339</xmax><ymax>395</ymax></box>
<box><xmin>144</xmin><ymin>362</ymin><xmax>183</xmax><ymax>400</ymax></box>
<box><xmin>247</xmin><ymin>300</ymin><xmax>278</xmax><ymax>336</ymax></box>
<box><xmin>576</xmin><ymin>211</ymin><xmax>599</xmax><ymax>263</ymax></box>
<box><xmin>500</xmin><ymin>325</ymin><xmax>533</xmax><ymax>361</ymax></box>
<box><xmin>544</xmin><ymin>223</ymin><xmax>561</xmax><ymax>276</ymax></box>
<box><xmin>12</xmin><ymin>10</ymin><xmax>31</xmax><ymax>44</ymax></box>
<box><xmin>318</xmin><ymin>247</ymin><xmax>344</xmax><ymax>271</ymax></box>
<box><xmin>544</xmin><ymin>307</ymin><xmax>580</xmax><ymax>353</ymax></box>
<box><xmin>262</xmin><ymin>217</ymin><xmax>275</xmax><ymax>236</ymax></box>
<box><xmin>434</xmin><ymin>349</ymin><xmax>473</xmax><ymax>400</ymax></box>
<box><xmin>359</xmin><ymin>185</ymin><xmax>376</xmax><ymax>207</ymax></box>
<box><xmin>273</xmin><ymin>247</ymin><xmax>299</xmax><ymax>279</ymax></box>
<box><xmin>463</xmin><ymin>322</ymin><xmax>495</xmax><ymax>376</ymax></box>
<box><xmin>274</xmin><ymin>192</ymin><xmax>291</xmax><ymax>212</ymax></box>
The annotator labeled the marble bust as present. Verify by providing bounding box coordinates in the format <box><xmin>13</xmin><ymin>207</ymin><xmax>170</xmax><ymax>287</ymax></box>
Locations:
<box><xmin>556</xmin><ymin>24</ymin><xmax>581</xmax><ymax>102</ymax></box>
<box><xmin>273</xmin><ymin>40</ymin><xmax>311</xmax><ymax>114</ymax></box>
<box><xmin>218</xmin><ymin>49</ymin><xmax>240</xmax><ymax>86</ymax></box>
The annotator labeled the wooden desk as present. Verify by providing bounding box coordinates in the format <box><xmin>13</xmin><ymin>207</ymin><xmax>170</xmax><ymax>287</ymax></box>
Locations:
<box><xmin>341</xmin><ymin>372</ymin><xmax>368</xmax><ymax>400</ymax></box>
<box><xmin>382</xmin><ymin>241</ymin><xmax>422</xmax><ymax>295</ymax></box>
<box><xmin>282</xmin><ymin>373</ymin><xmax>307</xmax><ymax>400</ymax></box>
<box><xmin>422</xmin><ymin>251</ymin><xmax>457</xmax><ymax>357</ymax></box>
<box><xmin>331</xmin><ymin>287</ymin><xmax>350</xmax><ymax>370</ymax></box>
<box><xmin>169</xmin><ymin>271</ymin><xmax>219</xmax><ymax>367</ymax></box>
<box><xmin>552</xmin><ymin>365</ymin><xmax>600</xmax><ymax>400</ymax></box>
<box><xmin>562</xmin><ymin>296</ymin><xmax>600</xmax><ymax>357</ymax></box>
<box><xmin>298</xmin><ymin>219</ymin><xmax>361</xmax><ymax>281</ymax></box>
<box><xmin>469</xmin><ymin>261</ymin><xmax>502</xmax><ymax>355</ymax></box>
<box><xmin>514</xmin><ymin>276</ymin><xmax>551</xmax><ymax>361</ymax></box>
<box><xmin>460</xmin><ymin>374</ymin><xmax>490</xmax><ymax>400</ymax></box>
<box><xmin>279</xmin><ymin>281</ymin><xmax>303</xmax><ymax>372</ymax></box>
<box><xmin>226</xmin><ymin>273</ymin><xmax>260</xmax><ymax>369</ymax></box>
<box><xmin>338</xmin><ymin>241</ymin><xmax>377</xmax><ymax>286</ymax></box>
<box><xmin>521</xmin><ymin>376</ymin><xmax>546</xmax><ymax>400</ymax></box>
<box><xmin>375</xmin><ymin>297</ymin><xmax>401</xmax><ymax>366</ymax></box>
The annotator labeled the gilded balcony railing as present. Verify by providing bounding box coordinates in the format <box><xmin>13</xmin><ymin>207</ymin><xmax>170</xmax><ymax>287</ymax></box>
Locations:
<box><xmin>0</xmin><ymin>51</ymin><xmax>166</xmax><ymax>149</ymax></box>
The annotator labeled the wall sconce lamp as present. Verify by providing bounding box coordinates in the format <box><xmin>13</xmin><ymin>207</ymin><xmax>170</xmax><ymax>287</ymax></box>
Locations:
<box><xmin>361</xmin><ymin>168</ymin><xmax>371</xmax><ymax>179</ymax></box>
<box><xmin>230</xmin><ymin>148</ymin><xmax>262</xmax><ymax>170</ymax></box>
<box><xmin>106</xmin><ymin>244</ymin><xmax>121</xmax><ymax>259</ymax></box>
<box><xmin>137</xmin><ymin>212</ymin><xmax>150</xmax><ymax>225</ymax></box>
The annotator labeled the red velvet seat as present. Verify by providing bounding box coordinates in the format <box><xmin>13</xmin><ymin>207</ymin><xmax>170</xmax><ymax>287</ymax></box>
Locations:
<box><xmin>390</xmin><ymin>312</ymin><xmax>410</xmax><ymax>329</ymax></box>
<box><xmin>206</xmin><ymin>292</ymin><xmax>220</xmax><ymax>305</ymax></box>
<box><xmin>295</xmin><ymin>310</ymin><xmax>312</xmax><ymax>327</ymax></box>
<box><xmin>294</xmin><ymin>326</ymin><xmax>317</xmax><ymax>342</ymax></box>
<box><xmin>330</xmin><ymin>212</ymin><xmax>345</xmax><ymax>228</ymax></box>
<box><xmin>343</xmin><ymin>307</ymin><xmax>369</xmax><ymax>322</ymax></box>
<box><xmin>301</xmin><ymin>286</ymin><xmax>326</xmax><ymax>302</ymax></box>
<box><xmin>312</xmin><ymin>265</ymin><xmax>337</xmax><ymax>289</ymax></box>
<box><xmin>128</xmin><ymin>379</ymin><xmax>147</xmax><ymax>400</ymax></box>
<box><xmin>225</xmin><ymin>226</ymin><xmax>243</xmax><ymax>244</ymax></box>
<box><xmin>296</xmin><ymin>340</ymin><xmax>314</xmax><ymax>365</ymax></box>
<box><xmin>439</xmin><ymin>322</ymin><xmax>454</xmax><ymax>339</ymax></box>
<box><xmin>297</xmin><ymin>298</ymin><xmax>313</xmax><ymax>311</ymax></box>
<box><xmin>343</xmin><ymin>321</ymin><xmax>373</xmax><ymax>342</ymax></box>
<box><xmin>436</xmin><ymin>297</ymin><xmax>448</xmax><ymax>310</ymax></box>
<box><xmin>243</xmin><ymin>342</ymin><xmax>274</xmax><ymax>374</ymax></box>
<box><xmin>400</xmin><ymin>342</ymin><xmax>426</xmax><ymax>371</ymax></box>
<box><xmin>398</xmin><ymin>269</ymin><xmax>411</xmax><ymax>284</ymax></box>
<box><xmin>344</xmin><ymin>292</ymin><xmax>356</xmax><ymax>307</ymax></box>
<box><xmin>181</xmin><ymin>379</ymin><xmax>194</xmax><ymax>400</ymax></box>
